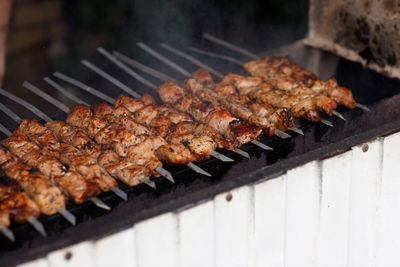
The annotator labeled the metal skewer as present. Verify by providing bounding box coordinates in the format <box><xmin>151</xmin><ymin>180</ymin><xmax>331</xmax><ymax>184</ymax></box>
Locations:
<box><xmin>53</xmin><ymin>72</ymin><xmax>115</xmax><ymax>104</ymax></box>
<box><xmin>203</xmin><ymin>33</ymin><xmax>259</xmax><ymax>60</ymax></box>
<box><xmin>0</xmin><ymin>123</ymin><xmax>12</xmax><ymax>137</ymax></box>
<box><xmin>44</xmin><ymin>77</ymin><xmax>89</xmax><ymax>105</ymax></box>
<box><xmin>187</xmin><ymin>162</ymin><xmax>211</xmax><ymax>177</ymax></box>
<box><xmin>0</xmin><ymin>88</ymin><xmax>52</xmax><ymax>122</ymax></box>
<box><xmin>321</xmin><ymin>119</ymin><xmax>334</xmax><ymax>127</ymax></box>
<box><xmin>332</xmin><ymin>110</ymin><xmax>346</xmax><ymax>121</ymax></box>
<box><xmin>160</xmin><ymin>43</ymin><xmax>224</xmax><ymax>78</ymax></box>
<box><xmin>139</xmin><ymin>177</ymin><xmax>157</xmax><ymax>189</ymax></box>
<box><xmin>57</xmin><ymin>207</ymin><xmax>76</xmax><ymax>225</ymax></box>
<box><xmin>27</xmin><ymin>217</ymin><xmax>47</xmax><ymax>237</ymax></box>
<box><xmin>355</xmin><ymin>102</ymin><xmax>370</xmax><ymax>112</ymax></box>
<box><xmin>88</xmin><ymin>53</ymin><xmax>237</xmax><ymax>163</ymax></box>
<box><xmin>0</xmin><ymin>225</ymin><xmax>15</xmax><ymax>242</ymax></box>
<box><xmin>90</xmin><ymin>197</ymin><xmax>111</xmax><ymax>211</ymax></box>
<box><xmin>188</xmin><ymin>46</ymin><xmax>245</xmax><ymax>65</ymax></box>
<box><xmin>113</xmin><ymin>51</ymin><xmax>181</xmax><ymax>84</ymax></box>
<box><xmin>137</xmin><ymin>42</ymin><xmax>191</xmax><ymax>77</ymax></box>
<box><xmin>97</xmin><ymin>47</ymin><xmax>156</xmax><ymax>93</ymax></box>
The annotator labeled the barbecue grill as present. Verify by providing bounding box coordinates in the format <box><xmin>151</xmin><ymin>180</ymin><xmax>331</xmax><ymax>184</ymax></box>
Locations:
<box><xmin>1</xmin><ymin>1</ymin><xmax>400</xmax><ymax>266</ymax></box>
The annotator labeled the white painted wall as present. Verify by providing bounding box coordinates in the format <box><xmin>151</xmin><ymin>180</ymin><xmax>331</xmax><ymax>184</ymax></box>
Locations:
<box><xmin>17</xmin><ymin>133</ymin><xmax>400</xmax><ymax>267</ymax></box>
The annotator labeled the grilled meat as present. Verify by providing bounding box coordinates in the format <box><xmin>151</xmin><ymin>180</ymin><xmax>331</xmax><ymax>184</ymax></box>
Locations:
<box><xmin>2</xmin><ymin>132</ymin><xmax>100</xmax><ymax>205</ymax></box>
<box><xmin>158</xmin><ymin>81</ymin><xmax>262</xmax><ymax>146</ymax></box>
<box><xmin>0</xmin><ymin>148</ymin><xmax>65</xmax><ymax>215</ymax></box>
<box><xmin>186</xmin><ymin>69</ymin><xmax>295</xmax><ymax>136</ymax></box>
<box><xmin>47</xmin><ymin>121</ymin><xmax>152</xmax><ymax>186</ymax></box>
<box><xmin>243</xmin><ymin>56</ymin><xmax>355</xmax><ymax>109</ymax></box>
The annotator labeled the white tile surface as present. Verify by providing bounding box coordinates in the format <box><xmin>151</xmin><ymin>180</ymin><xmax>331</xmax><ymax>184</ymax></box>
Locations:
<box><xmin>47</xmin><ymin>241</ymin><xmax>95</xmax><ymax>267</ymax></box>
<box><xmin>94</xmin><ymin>227</ymin><xmax>136</xmax><ymax>267</ymax></box>
<box><xmin>17</xmin><ymin>258</ymin><xmax>49</xmax><ymax>267</ymax></box>
<box><xmin>135</xmin><ymin>212</ymin><xmax>179</xmax><ymax>267</ymax></box>
<box><xmin>214</xmin><ymin>186</ymin><xmax>254</xmax><ymax>267</ymax></box>
<box><xmin>285</xmin><ymin>161</ymin><xmax>320</xmax><ymax>267</ymax></box>
<box><xmin>178</xmin><ymin>200</ymin><xmax>215</xmax><ymax>267</ymax></box>
<box><xmin>376</xmin><ymin>133</ymin><xmax>400</xmax><ymax>266</ymax></box>
<box><xmin>318</xmin><ymin>151</ymin><xmax>352</xmax><ymax>267</ymax></box>
<box><xmin>254</xmin><ymin>175</ymin><xmax>286</xmax><ymax>267</ymax></box>
<box><xmin>348</xmin><ymin>139</ymin><xmax>382</xmax><ymax>267</ymax></box>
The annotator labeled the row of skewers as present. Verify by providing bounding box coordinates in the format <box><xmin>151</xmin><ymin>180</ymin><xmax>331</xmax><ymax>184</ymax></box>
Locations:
<box><xmin>0</xmin><ymin>36</ymin><xmax>367</xmax><ymax>242</ymax></box>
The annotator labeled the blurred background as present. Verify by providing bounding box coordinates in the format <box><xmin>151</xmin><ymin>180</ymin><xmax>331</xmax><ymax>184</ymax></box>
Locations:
<box><xmin>3</xmin><ymin>0</ymin><xmax>308</xmax><ymax>88</ymax></box>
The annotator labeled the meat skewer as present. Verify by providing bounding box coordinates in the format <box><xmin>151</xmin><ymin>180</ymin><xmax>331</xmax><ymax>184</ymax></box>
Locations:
<box><xmin>111</xmin><ymin>95</ymin><xmax>236</xmax><ymax>163</ymax></box>
<box><xmin>77</xmin><ymin>56</ymin><xmax>248</xmax><ymax>160</ymax></box>
<box><xmin>23</xmin><ymin>81</ymin><xmax>167</xmax><ymax>187</ymax></box>
<box><xmin>157</xmin><ymin>43</ymin><xmax>302</xmax><ymax>137</ymax></box>
<box><xmin>0</xmin><ymin>94</ymin><xmax>114</xmax><ymax>210</ymax></box>
<box><xmin>14</xmin><ymin>83</ymin><xmax>156</xmax><ymax>190</ymax></box>
<box><xmin>220</xmin><ymin>73</ymin><xmax>334</xmax><ymax>127</ymax></box>
<box><xmin>42</xmin><ymin>77</ymin><xmax>179</xmax><ymax>181</ymax></box>
<box><xmin>94</xmin><ymin>47</ymin><xmax>257</xmax><ymax>156</ymax></box>
<box><xmin>183</xmin><ymin>69</ymin><xmax>295</xmax><ymax>138</ymax></box>
<box><xmin>133</xmin><ymin>43</ymin><xmax>294</xmax><ymax>140</ymax></box>
<box><xmin>0</xmin><ymin>182</ymin><xmax>44</xmax><ymax>239</ymax></box>
<box><xmin>242</xmin><ymin>57</ymin><xmax>344</xmax><ymax>120</ymax></box>
<box><xmin>0</xmin><ymin>183</ymin><xmax>21</xmax><ymax>241</ymax></box>
<box><xmin>22</xmin><ymin>82</ymin><xmax>178</xmax><ymax>181</ymax></box>
<box><xmin>31</xmin><ymin>79</ymin><xmax>230</xmax><ymax>177</ymax></box>
<box><xmin>0</xmin><ymin>144</ymin><xmax>76</xmax><ymax>226</ymax></box>
<box><xmin>244</xmin><ymin>56</ymin><xmax>353</xmax><ymax>111</ymax></box>
<box><xmin>199</xmin><ymin>33</ymin><xmax>369</xmax><ymax>112</ymax></box>
<box><xmin>96</xmin><ymin>47</ymin><xmax>265</xmax><ymax>154</ymax></box>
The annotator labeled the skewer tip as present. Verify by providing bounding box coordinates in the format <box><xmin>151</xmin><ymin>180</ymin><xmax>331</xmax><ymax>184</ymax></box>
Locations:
<box><xmin>27</xmin><ymin>217</ymin><xmax>47</xmax><ymax>237</ymax></box>
<box><xmin>0</xmin><ymin>226</ymin><xmax>15</xmax><ymax>242</ymax></box>
<box><xmin>332</xmin><ymin>110</ymin><xmax>346</xmax><ymax>121</ymax></box>
<box><xmin>90</xmin><ymin>197</ymin><xmax>111</xmax><ymax>211</ymax></box>
<box><xmin>209</xmin><ymin>151</ymin><xmax>235</xmax><ymax>162</ymax></box>
<box><xmin>250</xmin><ymin>140</ymin><xmax>273</xmax><ymax>151</ymax></box>
<box><xmin>156</xmin><ymin>167</ymin><xmax>175</xmax><ymax>183</ymax></box>
<box><xmin>290</xmin><ymin>127</ymin><xmax>304</xmax><ymax>135</ymax></box>
<box><xmin>321</xmin><ymin>119</ymin><xmax>334</xmax><ymax>127</ymax></box>
<box><xmin>355</xmin><ymin>102</ymin><xmax>370</xmax><ymax>112</ymax></box>
<box><xmin>58</xmin><ymin>208</ymin><xmax>76</xmax><ymax>225</ymax></box>
<box><xmin>187</xmin><ymin>162</ymin><xmax>212</xmax><ymax>177</ymax></box>
<box><xmin>111</xmin><ymin>187</ymin><xmax>128</xmax><ymax>201</ymax></box>
<box><xmin>274</xmin><ymin>129</ymin><xmax>292</xmax><ymax>139</ymax></box>
<box><xmin>139</xmin><ymin>177</ymin><xmax>157</xmax><ymax>189</ymax></box>
<box><xmin>233</xmin><ymin>148</ymin><xmax>250</xmax><ymax>159</ymax></box>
